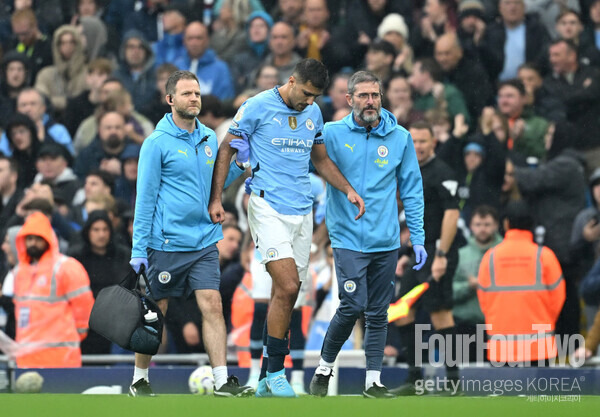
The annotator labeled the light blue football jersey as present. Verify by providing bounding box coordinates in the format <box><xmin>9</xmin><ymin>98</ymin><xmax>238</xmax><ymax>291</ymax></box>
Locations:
<box><xmin>228</xmin><ymin>87</ymin><xmax>324</xmax><ymax>215</ymax></box>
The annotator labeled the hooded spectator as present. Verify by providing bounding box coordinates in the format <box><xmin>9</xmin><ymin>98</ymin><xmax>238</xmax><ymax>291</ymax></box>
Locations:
<box><xmin>34</xmin><ymin>25</ymin><xmax>88</xmax><ymax>115</ymax></box>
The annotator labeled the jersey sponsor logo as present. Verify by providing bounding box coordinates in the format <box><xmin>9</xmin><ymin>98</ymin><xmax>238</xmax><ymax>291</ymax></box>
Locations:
<box><xmin>158</xmin><ymin>271</ymin><xmax>171</xmax><ymax>284</ymax></box>
<box><xmin>442</xmin><ymin>180</ymin><xmax>459</xmax><ymax>196</ymax></box>
<box><xmin>345</xmin><ymin>144</ymin><xmax>356</xmax><ymax>152</ymax></box>
<box><xmin>344</xmin><ymin>280</ymin><xmax>356</xmax><ymax>293</ymax></box>
<box><xmin>271</xmin><ymin>137</ymin><xmax>314</xmax><ymax>153</ymax></box>
<box><xmin>178</xmin><ymin>149</ymin><xmax>188</xmax><ymax>158</ymax></box>
<box><xmin>378</xmin><ymin>145</ymin><xmax>389</xmax><ymax>157</ymax></box>
<box><xmin>305</xmin><ymin>118</ymin><xmax>314</xmax><ymax>131</ymax></box>
<box><xmin>266</xmin><ymin>248</ymin><xmax>279</xmax><ymax>259</ymax></box>
<box><xmin>374</xmin><ymin>158</ymin><xmax>388</xmax><ymax>168</ymax></box>
<box><xmin>204</xmin><ymin>145</ymin><xmax>213</xmax><ymax>157</ymax></box>
<box><xmin>272</xmin><ymin>117</ymin><xmax>283</xmax><ymax>126</ymax></box>
<box><xmin>288</xmin><ymin>116</ymin><xmax>297</xmax><ymax>130</ymax></box>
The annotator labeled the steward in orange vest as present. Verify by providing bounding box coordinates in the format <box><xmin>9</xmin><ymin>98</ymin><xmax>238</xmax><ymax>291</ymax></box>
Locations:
<box><xmin>13</xmin><ymin>212</ymin><xmax>94</xmax><ymax>368</ymax></box>
<box><xmin>477</xmin><ymin>201</ymin><xmax>565</xmax><ymax>364</ymax></box>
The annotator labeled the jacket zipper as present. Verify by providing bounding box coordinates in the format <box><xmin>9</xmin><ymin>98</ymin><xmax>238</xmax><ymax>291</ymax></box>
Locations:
<box><xmin>359</xmin><ymin>127</ymin><xmax>372</xmax><ymax>251</ymax></box>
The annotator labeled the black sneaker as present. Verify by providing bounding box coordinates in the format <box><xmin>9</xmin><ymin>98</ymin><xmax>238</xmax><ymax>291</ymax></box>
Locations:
<box><xmin>129</xmin><ymin>378</ymin><xmax>155</xmax><ymax>397</ymax></box>
<box><xmin>214</xmin><ymin>375</ymin><xmax>255</xmax><ymax>397</ymax></box>
<box><xmin>363</xmin><ymin>383</ymin><xmax>396</xmax><ymax>399</ymax></box>
<box><xmin>309</xmin><ymin>366</ymin><xmax>333</xmax><ymax>397</ymax></box>
<box><xmin>390</xmin><ymin>381</ymin><xmax>418</xmax><ymax>396</ymax></box>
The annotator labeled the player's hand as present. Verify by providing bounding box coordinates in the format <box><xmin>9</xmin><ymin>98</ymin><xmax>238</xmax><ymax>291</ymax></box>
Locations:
<box><xmin>431</xmin><ymin>255</ymin><xmax>447</xmax><ymax>281</ymax></box>
<box><xmin>130</xmin><ymin>257</ymin><xmax>148</xmax><ymax>274</ymax></box>
<box><xmin>412</xmin><ymin>245</ymin><xmax>428</xmax><ymax>271</ymax></box>
<box><xmin>244</xmin><ymin>177</ymin><xmax>252</xmax><ymax>195</ymax></box>
<box><xmin>208</xmin><ymin>200</ymin><xmax>226</xmax><ymax>224</ymax></box>
<box><xmin>230</xmin><ymin>133</ymin><xmax>250</xmax><ymax>164</ymax></box>
<box><xmin>347</xmin><ymin>190</ymin><xmax>365</xmax><ymax>220</ymax></box>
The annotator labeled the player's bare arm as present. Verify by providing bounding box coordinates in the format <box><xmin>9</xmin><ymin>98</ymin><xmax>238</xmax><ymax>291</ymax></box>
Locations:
<box><xmin>208</xmin><ymin>132</ymin><xmax>238</xmax><ymax>224</ymax></box>
<box><xmin>310</xmin><ymin>143</ymin><xmax>365</xmax><ymax>220</ymax></box>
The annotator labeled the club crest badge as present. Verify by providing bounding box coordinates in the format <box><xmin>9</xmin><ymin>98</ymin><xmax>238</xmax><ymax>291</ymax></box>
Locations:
<box><xmin>266</xmin><ymin>248</ymin><xmax>279</xmax><ymax>259</ymax></box>
<box><xmin>377</xmin><ymin>145</ymin><xmax>389</xmax><ymax>158</ymax></box>
<box><xmin>204</xmin><ymin>145</ymin><xmax>213</xmax><ymax>157</ymax></box>
<box><xmin>158</xmin><ymin>271</ymin><xmax>171</xmax><ymax>284</ymax></box>
<box><xmin>306</xmin><ymin>119</ymin><xmax>314</xmax><ymax>130</ymax></box>
<box><xmin>344</xmin><ymin>280</ymin><xmax>356</xmax><ymax>293</ymax></box>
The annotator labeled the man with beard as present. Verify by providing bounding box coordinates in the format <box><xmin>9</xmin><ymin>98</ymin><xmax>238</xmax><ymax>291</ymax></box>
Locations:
<box><xmin>209</xmin><ymin>59</ymin><xmax>365</xmax><ymax>397</ymax></box>
<box><xmin>128</xmin><ymin>71</ymin><xmax>251</xmax><ymax>397</ymax></box>
<box><xmin>74</xmin><ymin>111</ymin><xmax>140</xmax><ymax>179</ymax></box>
<box><xmin>12</xmin><ymin>211</ymin><xmax>94</xmax><ymax>368</ymax></box>
<box><xmin>307</xmin><ymin>71</ymin><xmax>426</xmax><ymax>398</ymax></box>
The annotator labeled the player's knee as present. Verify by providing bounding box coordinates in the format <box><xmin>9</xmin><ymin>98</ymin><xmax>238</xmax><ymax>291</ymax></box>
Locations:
<box><xmin>338</xmin><ymin>300</ymin><xmax>363</xmax><ymax>319</ymax></box>
<box><xmin>197</xmin><ymin>292</ymin><xmax>223</xmax><ymax>317</ymax></box>
<box><xmin>364</xmin><ymin>311</ymin><xmax>388</xmax><ymax>329</ymax></box>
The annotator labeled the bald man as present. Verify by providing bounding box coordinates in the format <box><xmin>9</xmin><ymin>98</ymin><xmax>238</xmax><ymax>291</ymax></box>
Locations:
<box><xmin>174</xmin><ymin>21</ymin><xmax>235</xmax><ymax>100</ymax></box>
<box><xmin>434</xmin><ymin>33</ymin><xmax>492</xmax><ymax>125</ymax></box>
<box><xmin>262</xmin><ymin>21</ymin><xmax>303</xmax><ymax>84</ymax></box>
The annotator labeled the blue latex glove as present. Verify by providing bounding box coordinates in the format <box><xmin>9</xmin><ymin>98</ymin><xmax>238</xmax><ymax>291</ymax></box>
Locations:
<box><xmin>230</xmin><ymin>132</ymin><xmax>249</xmax><ymax>163</ymax></box>
<box><xmin>130</xmin><ymin>257</ymin><xmax>148</xmax><ymax>274</ymax></box>
<box><xmin>412</xmin><ymin>245</ymin><xmax>428</xmax><ymax>271</ymax></box>
<box><xmin>244</xmin><ymin>177</ymin><xmax>252</xmax><ymax>195</ymax></box>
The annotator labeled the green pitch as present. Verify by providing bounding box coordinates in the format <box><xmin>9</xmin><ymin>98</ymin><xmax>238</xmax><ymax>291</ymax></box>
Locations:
<box><xmin>3</xmin><ymin>394</ymin><xmax>599</xmax><ymax>417</ymax></box>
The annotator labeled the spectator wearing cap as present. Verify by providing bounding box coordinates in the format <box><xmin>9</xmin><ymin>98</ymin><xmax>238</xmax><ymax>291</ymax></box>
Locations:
<box><xmin>438</xmin><ymin>130</ymin><xmax>506</xmax><ymax>222</ymax></box>
<box><xmin>514</xmin><ymin>120</ymin><xmax>586</xmax><ymax>338</ymax></box>
<box><xmin>34</xmin><ymin>142</ymin><xmax>80</xmax><ymax>210</ymax></box>
<box><xmin>365</xmin><ymin>40</ymin><xmax>396</xmax><ymax>87</ymax></box>
<box><xmin>75</xmin><ymin>111</ymin><xmax>141</xmax><ymax>179</ymax></box>
<box><xmin>0</xmin><ymin>88</ymin><xmax>73</xmax><ymax>157</ymax></box>
<box><xmin>230</xmin><ymin>11</ymin><xmax>273</xmax><ymax>93</ymax></box>
<box><xmin>174</xmin><ymin>21</ymin><xmax>235</xmax><ymax>100</ymax></box>
<box><xmin>377</xmin><ymin>13</ymin><xmax>413</xmax><ymax>75</ymax></box>
<box><xmin>456</xmin><ymin>0</ymin><xmax>488</xmax><ymax>62</ymax></box>
<box><xmin>435</xmin><ymin>32</ymin><xmax>493</xmax><ymax>127</ymax></box>
<box><xmin>409</xmin><ymin>58</ymin><xmax>471</xmax><ymax>127</ymax></box>
<box><xmin>0</xmin><ymin>51</ymin><xmax>31</xmax><ymax>120</ymax></box>
<box><xmin>543</xmin><ymin>39</ymin><xmax>600</xmax><ymax>170</ymax></box>
<box><xmin>479</xmin><ymin>0</ymin><xmax>550</xmax><ymax>82</ymax></box>
<box><xmin>153</xmin><ymin>4</ymin><xmax>188</xmax><ymax>67</ymax></box>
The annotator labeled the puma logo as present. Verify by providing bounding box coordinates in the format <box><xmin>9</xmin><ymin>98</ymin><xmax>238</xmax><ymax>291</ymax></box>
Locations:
<box><xmin>178</xmin><ymin>149</ymin><xmax>188</xmax><ymax>157</ymax></box>
<box><xmin>272</xmin><ymin>117</ymin><xmax>282</xmax><ymax>126</ymax></box>
<box><xmin>345</xmin><ymin>144</ymin><xmax>356</xmax><ymax>152</ymax></box>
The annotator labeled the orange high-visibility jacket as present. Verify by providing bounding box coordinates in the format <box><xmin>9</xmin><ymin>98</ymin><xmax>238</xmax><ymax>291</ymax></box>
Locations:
<box><xmin>13</xmin><ymin>212</ymin><xmax>94</xmax><ymax>368</ymax></box>
<box><xmin>231</xmin><ymin>271</ymin><xmax>254</xmax><ymax>367</ymax></box>
<box><xmin>477</xmin><ymin>229</ymin><xmax>565</xmax><ymax>363</ymax></box>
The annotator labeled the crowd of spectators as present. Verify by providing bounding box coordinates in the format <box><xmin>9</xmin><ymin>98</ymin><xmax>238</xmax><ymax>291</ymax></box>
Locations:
<box><xmin>1</xmin><ymin>0</ymin><xmax>600</xmax><ymax>362</ymax></box>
